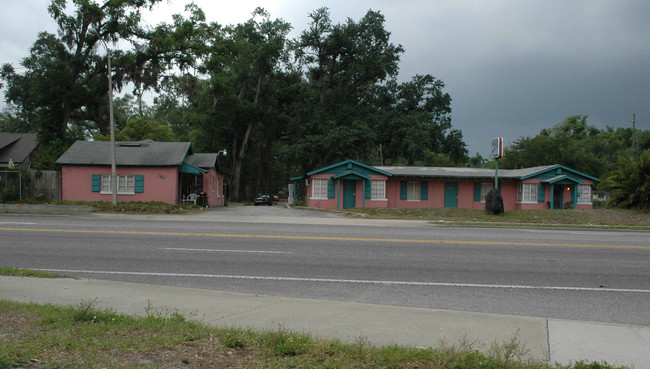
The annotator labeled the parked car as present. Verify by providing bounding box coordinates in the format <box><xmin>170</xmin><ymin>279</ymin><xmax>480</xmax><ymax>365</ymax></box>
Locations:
<box><xmin>273</xmin><ymin>195</ymin><xmax>280</xmax><ymax>202</ymax></box>
<box><xmin>254</xmin><ymin>194</ymin><xmax>272</xmax><ymax>206</ymax></box>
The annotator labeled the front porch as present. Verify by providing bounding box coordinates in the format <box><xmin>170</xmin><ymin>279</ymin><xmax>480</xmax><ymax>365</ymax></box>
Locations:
<box><xmin>544</xmin><ymin>174</ymin><xmax>582</xmax><ymax>209</ymax></box>
<box><xmin>178</xmin><ymin>163</ymin><xmax>207</xmax><ymax>205</ymax></box>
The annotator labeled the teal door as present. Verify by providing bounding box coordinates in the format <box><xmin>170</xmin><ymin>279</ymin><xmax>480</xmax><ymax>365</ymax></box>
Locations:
<box><xmin>444</xmin><ymin>182</ymin><xmax>458</xmax><ymax>208</ymax></box>
<box><xmin>343</xmin><ymin>180</ymin><xmax>356</xmax><ymax>208</ymax></box>
<box><xmin>553</xmin><ymin>185</ymin><xmax>563</xmax><ymax>209</ymax></box>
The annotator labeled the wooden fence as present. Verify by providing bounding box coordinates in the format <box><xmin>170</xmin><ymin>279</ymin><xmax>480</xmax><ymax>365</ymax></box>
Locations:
<box><xmin>29</xmin><ymin>170</ymin><xmax>61</xmax><ymax>202</ymax></box>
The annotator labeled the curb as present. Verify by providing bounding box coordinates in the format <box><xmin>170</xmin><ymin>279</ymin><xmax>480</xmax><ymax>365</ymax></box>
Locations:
<box><xmin>0</xmin><ymin>204</ymin><xmax>95</xmax><ymax>213</ymax></box>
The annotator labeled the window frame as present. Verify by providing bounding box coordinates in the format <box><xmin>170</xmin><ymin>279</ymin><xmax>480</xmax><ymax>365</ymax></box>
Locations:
<box><xmin>101</xmin><ymin>175</ymin><xmax>136</xmax><ymax>195</ymax></box>
<box><xmin>479</xmin><ymin>183</ymin><xmax>492</xmax><ymax>203</ymax></box>
<box><xmin>407</xmin><ymin>181</ymin><xmax>421</xmax><ymax>201</ymax></box>
<box><xmin>517</xmin><ymin>183</ymin><xmax>538</xmax><ymax>203</ymax></box>
<box><xmin>576</xmin><ymin>184</ymin><xmax>592</xmax><ymax>205</ymax></box>
<box><xmin>311</xmin><ymin>179</ymin><xmax>328</xmax><ymax>200</ymax></box>
<box><xmin>370</xmin><ymin>180</ymin><xmax>387</xmax><ymax>201</ymax></box>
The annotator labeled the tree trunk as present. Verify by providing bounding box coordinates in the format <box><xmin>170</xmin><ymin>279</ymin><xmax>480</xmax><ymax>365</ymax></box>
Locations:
<box><xmin>231</xmin><ymin>122</ymin><xmax>253</xmax><ymax>201</ymax></box>
<box><xmin>230</xmin><ymin>75</ymin><xmax>264</xmax><ymax>201</ymax></box>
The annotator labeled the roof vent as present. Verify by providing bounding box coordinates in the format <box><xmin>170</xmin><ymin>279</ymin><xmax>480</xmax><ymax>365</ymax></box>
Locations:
<box><xmin>119</xmin><ymin>143</ymin><xmax>141</xmax><ymax>147</ymax></box>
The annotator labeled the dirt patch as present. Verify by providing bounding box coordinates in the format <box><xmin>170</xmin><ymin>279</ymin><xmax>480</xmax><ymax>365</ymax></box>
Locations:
<box><xmin>0</xmin><ymin>311</ymin><xmax>259</xmax><ymax>368</ymax></box>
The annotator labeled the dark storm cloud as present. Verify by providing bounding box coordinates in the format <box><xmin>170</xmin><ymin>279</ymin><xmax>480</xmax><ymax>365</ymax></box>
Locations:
<box><xmin>2</xmin><ymin>0</ymin><xmax>649</xmax><ymax>156</ymax></box>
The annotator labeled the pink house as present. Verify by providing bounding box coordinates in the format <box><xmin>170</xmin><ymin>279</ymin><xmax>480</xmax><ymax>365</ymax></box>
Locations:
<box><xmin>56</xmin><ymin>140</ymin><xmax>226</xmax><ymax>207</ymax></box>
<box><xmin>292</xmin><ymin>160</ymin><xmax>598</xmax><ymax>211</ymax></box>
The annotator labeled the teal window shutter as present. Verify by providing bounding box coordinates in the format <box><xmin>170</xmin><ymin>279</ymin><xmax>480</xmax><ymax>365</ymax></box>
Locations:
<box><xmin>421</xmin><ymin>181</ymin><xmax>428</xmax><ymax>200</ymax></box>
<box><xmin>91</xmin><ymin>174</ymin><xmax>101</xmax><ymax>192</ymax></box>
<box><xmin>135</xmin><ymin>175</ymin><xmax>144</xmax><ymax>193</ymax></box>
<box><xmin>538</xmin><ymin>183</ymin><xmax>545</xmax><ymax>203</ymax></box>
<box><xmin>400</xmin><ymin>181</ymin><xmax>407</xmax><ymax>200</ymax></box>
<box><xmin>364</xmin><ymin>179</ymin><xmax>371</xmax><ymax>199</ymax></box>
<box><xmin>327</xmin><ymin>179</ymin><xmax>335</xmax><ymax>199</ymax></box>
<box><xmin>474</xmin><ymin>183</ymin><xmax>481</xmax><ymax>202</ymax></box>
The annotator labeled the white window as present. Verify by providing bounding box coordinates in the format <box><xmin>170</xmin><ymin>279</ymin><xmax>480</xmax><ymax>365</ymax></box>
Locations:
<box><xmin>517</xmin><ymin>183</ymin><xmax>537</xmax><ymax>203</ymax></box>
<box><xmin>577</xmin><ymin>184</ymin><xmax>592</xmax><ymax>204</ymax></box>
<box><xmin>480</xmin><ymin>183</ymin><xmax>493</xmax><ymax>202</ymax></box>
<box><xmin>311</xmin><ymin>179</ymin><xmax>328</xmax><ymax>199</ymax></box>
<box><xmin>101</xmin><ymin>175</ymin><xmax>135</xmax><ymax>195</ymax></box>
<box><xmin>407</xmin><ymin>181</ymin><xmax>421</xmax><ymax>201</ymax></box>
<box><xmin>371</xmin><ymin>180</ymin><xmax>386</xmax><ymax>200</ymax></box>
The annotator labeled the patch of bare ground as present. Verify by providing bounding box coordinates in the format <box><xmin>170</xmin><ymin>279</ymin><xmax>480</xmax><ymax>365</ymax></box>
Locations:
<box><xmin>112</xmin><ymin>337</ymin><xmax>260</xmax><ymax>368</ymax></box>
<box><xmin>0</xmin><ymin>309</ymin><xmax>258</xmax><ymax>369</ymax></box>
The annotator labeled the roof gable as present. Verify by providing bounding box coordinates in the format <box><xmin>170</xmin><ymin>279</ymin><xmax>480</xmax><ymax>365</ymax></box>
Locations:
<box><xmin>332</xmin><ymin>170</ymin><xmax>371</xmax><ymax>180</ymax></box>
<box><xmin>519</xmin><ymin>164</ymin><xmax>599</xmax><ymax>182</ymax></box>
<box><xmin>0</xmin><ymin>133</ymin><xmax>38</xmax><ymax>164</ymax></box>
<box><xmin>307</xmin><ymin>160</ymin><xmax>392</xmax><ymax>177</ymax></box>
<box><xmin>543</xmin><ymin>174</ymin><xmax>583</xmax><ymax>184</ymax></box>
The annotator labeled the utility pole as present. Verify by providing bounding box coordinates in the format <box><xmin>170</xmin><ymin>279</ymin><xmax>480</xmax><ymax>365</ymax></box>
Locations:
<box><xmin>91</xmin><ymin>28</ymin><xmax>117</xmax><ymax>204</ymax></box>
<box><xmin>107</xmin><ymin>45</ymin><xmax>117</xmax><ymax>205</ymax></box>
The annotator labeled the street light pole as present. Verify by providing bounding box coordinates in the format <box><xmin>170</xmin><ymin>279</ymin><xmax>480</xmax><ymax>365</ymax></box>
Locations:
<box><xmin>106</xmin><ymin>45</ymin><xmax>117</xmax><ymax>205</ymax></box>
<box><xmin>92</xmin><ymin>30</ymin><xmax>118</xmax><ymax>204</ymax></box>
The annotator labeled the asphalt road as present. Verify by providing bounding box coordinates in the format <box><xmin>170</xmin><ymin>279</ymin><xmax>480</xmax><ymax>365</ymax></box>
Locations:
<box><xmin>1</xmin><ymin>208</ymin><xmax>649</xmax><ymax>326</ymax></box>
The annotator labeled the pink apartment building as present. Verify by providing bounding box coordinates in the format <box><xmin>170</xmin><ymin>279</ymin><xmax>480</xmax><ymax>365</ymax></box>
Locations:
<box><xmin>56</xmin><ymin>140</ymin><xmax>225</xmax><ymax>207</ymax></box>
<box><xmin>291</xmin><ymin>160</ymin><xmax>598</xmax><ymax>211</ymax></box>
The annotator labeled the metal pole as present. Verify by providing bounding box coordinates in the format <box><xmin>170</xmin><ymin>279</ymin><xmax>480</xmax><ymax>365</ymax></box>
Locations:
<box><xmin>90</xmin><ymin>29</ymin><xmax>117</xmax><ymax>204</ymax></box>
<box><xmin>104</xmin><ymin>39</ymin><xmax>117</xmax><ymax>204</ymax></box>
<box><xmin>494</xmin><ymin>158</ymin><xmax>499</xmax><ymax>190</ymax></box>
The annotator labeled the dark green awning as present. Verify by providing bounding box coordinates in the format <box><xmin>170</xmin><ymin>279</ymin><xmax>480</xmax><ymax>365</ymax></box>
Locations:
<box><xmin>179</xmin><ymin>162</ymin><xmax>207</xmax><ymax>174</ymax></box>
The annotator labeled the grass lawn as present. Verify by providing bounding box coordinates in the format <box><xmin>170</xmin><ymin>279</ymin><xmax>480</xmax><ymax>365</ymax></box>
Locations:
<box><xmin>0</xmin><ymin>300</ymin><xmax>626</xmax><ymax>369</ymax></box>
<box><xmin>344</xmin><ymin>207</ymin><xmax>650</xmax><ymax>229</ymax></box>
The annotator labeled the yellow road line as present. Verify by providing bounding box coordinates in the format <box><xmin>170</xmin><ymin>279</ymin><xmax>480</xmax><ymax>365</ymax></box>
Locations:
<box><xmin>1</xmin><ymin>227</ymin><xmax>649</xmax><ymax>250</ymax></box>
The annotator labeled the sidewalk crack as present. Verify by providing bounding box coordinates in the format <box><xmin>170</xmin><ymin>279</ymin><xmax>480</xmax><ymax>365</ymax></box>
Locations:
<box><xmin>211</xmin><ymin>298</ymin><xmax>288</xmax><ymax>321</ymax></box>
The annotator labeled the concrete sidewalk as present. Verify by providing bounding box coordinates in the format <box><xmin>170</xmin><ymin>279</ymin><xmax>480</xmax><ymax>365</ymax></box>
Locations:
<box><xmin>1</xmin><ymin>276</ymin><xmax>648</xmax><ymax>368</ymax></box>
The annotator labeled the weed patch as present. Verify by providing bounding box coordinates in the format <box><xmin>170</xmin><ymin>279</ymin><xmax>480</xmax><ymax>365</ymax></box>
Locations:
<box><xmin>0</xmin><ymin>300</ymin><xmax>629</xmax><ymax>369</ymax></box>
<box><xmin>0</xmin><ymin>267</ymin><xmax>73</xmax><ymax>279</ymax></box>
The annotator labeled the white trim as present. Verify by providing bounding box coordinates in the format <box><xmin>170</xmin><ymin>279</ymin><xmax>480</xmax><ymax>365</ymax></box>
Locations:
<box><xmin>101</xmin><ymin>190</ymin><xmax>135</xmax><ymax>195</ymax></box>
<box><xmin>311</xmin><ymin>178</ymin><xmax>328</xmax><ymax>199</ymax></box>
<box><xmin>370</xmin><ymin>180</ymin><xmax>386</xmax><ymax>201</ymax></box>
<box><xmin>100</xmin><ymin>175</ymin><xmax>136</xmax><ymax>195</ymax></box>
<box><xmin>517</xmin><ymin>183</ymin><xmax>537</xmax><ymax>203</ymax></box>
<box><xmin>577</xmin><ymin>184</ymin><xmax>592</xmax><ymax>205</ymax></box>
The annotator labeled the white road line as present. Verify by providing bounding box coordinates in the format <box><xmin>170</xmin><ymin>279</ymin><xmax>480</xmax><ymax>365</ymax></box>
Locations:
<box><xmin>0</xmin><ymin>222</ymin><xmax>37</xmax><ymax>225</ymax></box>
<box><xmin>162</xmin><ymin>247</ymin><xmax>291</xmax><ymax>254</ymax></box>
<box><xmin>34</xmin><ymin>269</ymin><xmax>650</xmax><ymax>294</ymax></box>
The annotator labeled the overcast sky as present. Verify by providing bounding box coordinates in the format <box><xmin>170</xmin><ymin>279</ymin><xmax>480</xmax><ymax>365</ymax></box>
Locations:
<box><xmin>1</xmin><ymin>0</ymin><xmax>648</xmax><ymax>157</ymax></box>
